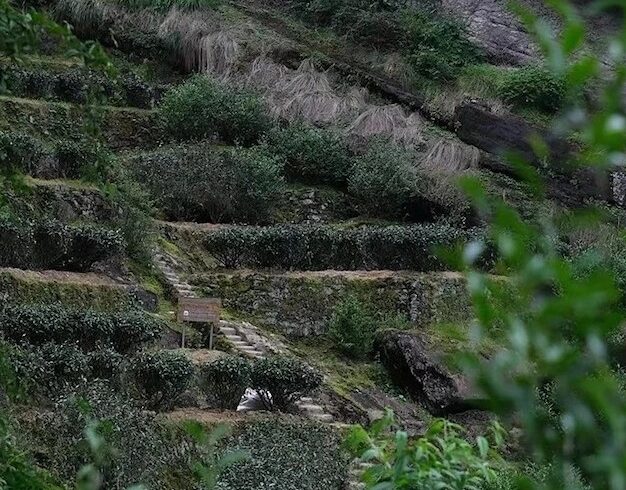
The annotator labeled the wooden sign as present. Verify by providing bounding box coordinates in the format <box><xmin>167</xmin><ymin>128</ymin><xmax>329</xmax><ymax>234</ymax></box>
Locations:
<box><xmin>177</xmin><ymin>297</ymin><xmax>221</xmax><ymax>324</ymax></box>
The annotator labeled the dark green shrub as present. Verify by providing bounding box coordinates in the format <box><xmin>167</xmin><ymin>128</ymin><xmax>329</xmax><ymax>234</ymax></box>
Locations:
<box><xmin>0</xmin><ymin>130</ymin><xmax>47</xmax><ymax>174</ymax></box>
<box><xmin>28</xmin><ymin>381</ymin><xmax>183</xmax><ymax>488</ymax></box>
<box><xmin>329</xmin><ymin>295</ymin><xmax>376</xmax><ymax>359</ymax></box>
<box><xmin>10</xmin><ymin>343</ymin><xmax>90</xmax><ymax>398</ymax></box>
<box><xmin>54</xmin><ymin>69</ymin><xmax>88</xmax><ymax>103</ymax></box>
<box><xmin>5</xmin><ymin>68</ymin><xmax>56</xmax><ymax>98</ymax></box>
<box><xmin>200</xmin><ymin>356</ymin><xmax>252</xmax><ymax>409</ymax></box>
<box><xmin>0</xmin><ymin>218</ymin><xmax>124</xmax><ymax>271</ymax></box>
<box><xmin>0</xmin><ymin>130</ymin><xmax>111</xmax><ymax>180</ymax></box>
<box><xmin>498</xmin><ymin>65</ymin><xmax>566</xmax><ymax>112</ymax></box>
<box><xmin>0</xmin><ymin>304</ymin><xmax>162</xmax><ymax>352</ymax></box>
<box><xmin>120</xmin><ymin>72</ymin><xmax>154</xmax><ymax>108</ymax></box>
<box><xmin>251</xmin><ymin>356</ymin><xmax>322</xmax><ymax>411</ymax></box>
<box><xmin>87</xmin><ymin>348</ymin><xmax>125</xmax><ymax>380</ymax></box>
<box><xmin>216</xmin><ymin>419</ymin><xmax>347</xmax><ymax>490</ymax></box>
<box><xmin>403</xmin><ymin>9</ymin><xmax>482</xmax><ymax>82</ymax></box>
<box><xmin>202</xmin><ymin>223</ymin><xmax>484</xmax><ymax>270</ymax></box>
<box><xmin>33</xmin><ymin>220</ymin><xmax>124</xmax><ymax>271</ymax></box>
<box><xmin>159</xmin><ymin>75</ymin><xmax>272</xmax><ymax>144</ymax></box>
<box><xmin>131</xmin><ymin>144</ymin><xmax>283</xmax><ymax>223</ymax></box>
<box><xmin>265</xmin><ymin>123</ymin><xmax>352</xmax><ymax>184</ymax></box>
<box><xmin>291</xmin><ymin>0</ymin><xmax>404</xmax><ymax>47</ymax></box>
<box><xmin>130</xmin><ymin>350</ymin><xmax>195</xmax><ymax>410</ymax></box>
<box><xmin>347</xmin><ymin>140</ymin><xmax>418</xmax><ymax>217</ymax></box>
<box><xmin>53</xmin><ymin>140</ymin><xmax>110</xmax><ymax>179</ymax></box>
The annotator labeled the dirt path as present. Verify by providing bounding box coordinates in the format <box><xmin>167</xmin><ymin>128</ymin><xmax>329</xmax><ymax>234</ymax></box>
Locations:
<box><xmin>0</xmin><ymin>267</ymin><xmax>127</xmax><ymax>287</ymax></box>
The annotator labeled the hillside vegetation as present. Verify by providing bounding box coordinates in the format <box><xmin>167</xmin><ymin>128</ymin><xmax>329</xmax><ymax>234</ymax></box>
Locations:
<box><xmin>1</xmin><ymin>0</ymin><xmax>626</xmax><ymax>488</ymax></box>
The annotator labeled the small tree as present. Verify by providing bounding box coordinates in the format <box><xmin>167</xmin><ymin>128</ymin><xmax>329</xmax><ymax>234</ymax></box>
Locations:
<box><xmin>251</xmin><ymin>356</ymin><xmax>322</xmax><ymax>411</ymax></box>
<box><xmin>328</xmin><ymin>296</ymin><xmax>376</xmax><ymax>359</ymax></box>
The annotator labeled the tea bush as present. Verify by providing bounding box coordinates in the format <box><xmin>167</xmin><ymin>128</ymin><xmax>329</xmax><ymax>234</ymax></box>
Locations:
<box><xmin>27</xmin><ymin>381</ymin><xmax>184</xmax><ymax>488</ymax></box>
<box><xmin>329</xmin><ymin>295</ymin><xmax>376</xmax><ymax>359</ymax></box>
<box><xmin>498</xmin><ymin>65</ymin><xmax>566</xmax><ymax>112</ymax></box>
<box><xmin>250</xmin><ymin>356</ymin><xmax>322</xmax><ymax>411</ymax></box>
<box><xmin>0</xmin><ymin>130</ymin><xmax>112</xmax><ymax>180</ymax></box>
<box><xmin>10</xmin><ymin>343</ymin><xmax>90</xmax><ymax>398</ymax></box>
<box><xmin>403</xmin><ymin>9</ymin><xmax>482</xmax><ymax>82</ymax></box>
<box><xmin>3</xmin><ymin>66</ymin><xmax>155</xmax><ymax>108</ymax></box>
<box><xmin>290</xmin><ymin>0</ymin><xmax>404</xmax><ymax>47</ymax></box>
<box><xmin>0</xmin><ymin>304</ymin><xmax>162</xmax><ymax>352</ymax></box>
<box><xmin>199</xmin><ymin>356</ymin><xmax>251</xmax><ymax>409</ymax></box>
<box><xmin>347</xmin><ymin>414</ymin><xmax>498</xmax><ymax>489</ymax></box>
<box><xmin>216</xmin><ymin>419</ymin><xmax>347</xmax><ymax>490</ymax></box>
<box><xmin>87</xmin><ymin>348</ymin><xmax>125</xmax><ymax>380</ymax></box>
<box><xmin>265</xmin><ymin>123</ymin><xmax>352</xmax><ymax>184</ymax></box>
<box><xmin>54</xmin><ymin>140</ymin><xmax>111</xmax><ymax>179</ymax></box>
<box><xmin>347</xmin><ymin>140</ymin><xmax>419</xmax><ymax>217</ymax></box>
<box><xmin>131</xmin><ymin>144</ymin><xmax>283</xmax><ymax>223</ymax></box>
<box><xmin>130</xmin><ymin>350</ymin><xmax>195</xmax><ymax>410</ymax></box>
<box><xmin>203</xmin><ymin>223</ymin><xmax>483</xmax><ymax>270</ymax></box>
<box><xmin>0</xmin><ymin>130</ymin><xmax>47</xmax><ymax>174</ymax></box>
<box><xmin>0</xmin><ymin>218</ymin><xmax>124</xmax><ymax>271</ymax></box>
<box><xmin>159</xmin><ymin>75</ymin><xmax>272</xmax><ymax>144</ymax></box>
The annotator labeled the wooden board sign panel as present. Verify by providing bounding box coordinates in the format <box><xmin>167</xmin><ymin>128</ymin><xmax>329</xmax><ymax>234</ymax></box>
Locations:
<box><xmin>177</xmin><ymin>297</ymin><xmax>221</xmax><ymax>324</ymax></box>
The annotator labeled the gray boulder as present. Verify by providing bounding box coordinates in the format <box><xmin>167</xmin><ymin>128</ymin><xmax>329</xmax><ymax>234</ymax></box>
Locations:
<box><xmin>441</xmin><ymin>0</ymin><xmax>538</xmax><ymax>65</ymax></box>
<box><xmin>376</xmin><ymin>329</ymin><xmax>476</xmax><ymax>415</ymax></box>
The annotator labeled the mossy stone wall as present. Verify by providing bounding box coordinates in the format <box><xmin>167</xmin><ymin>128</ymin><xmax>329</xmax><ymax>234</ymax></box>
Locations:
<box><xmin>193</xmin><ymin>271</ymin><xmax>473</xmax><ymax>336</ymax></box>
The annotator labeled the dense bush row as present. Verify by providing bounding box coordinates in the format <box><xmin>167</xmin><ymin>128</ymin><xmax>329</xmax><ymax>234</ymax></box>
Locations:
<box><xmin>0</xmin><ymin>217</ymin><xmax>123</xmax><ymax>271</ymax></box>
<box><xmin>200</xmin><ymin>355</ymin><xmax>322</xmax><ymax>411</ymax></box>
<box><xmin>0</xmin><ymin>304</ymin><xmax>162</xmax><ymax>352</ymax></box>
<box><xmin>26</xmin><ymin>381</ymin><xmax>191</xmax><ymax>488</ymax></box>
<box><xmin>4</xmin><ymin>66</ymin><xmax>159</xmax><ymax>108</ymax></box>
<box><xmin>159</xmin><ymin>75</ymin><xmax>272</xmax><ymax>144</ymax></box>
<box><xmin>131</xmin><ymin>144</ymin><xmax>284</xmax><ymax>223</ymax></box>
<box><xmin>0</xmin><ymin>130</ymin><xmax>111</xmax><ymax>180</ymax></box>
<box><xmin>154</xmin><ymin>79</ymin><xmax>474</xmax><ymax>223</ymax></box>
<box><xmin>202</xmin><ymin>223</ymin><xmax>483</xmax><ymax>270</ymax></box>
<box><xmin>216</xmin><ymin>419</ymin><xmax>347</xmax><ymax>490</ymax></box>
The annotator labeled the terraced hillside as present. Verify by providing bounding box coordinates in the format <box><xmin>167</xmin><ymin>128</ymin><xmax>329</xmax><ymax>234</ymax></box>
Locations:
<box><xmin>1</xmin><ymin>0</ymin><xmax>626</xmax><ymax>488</ymax></box>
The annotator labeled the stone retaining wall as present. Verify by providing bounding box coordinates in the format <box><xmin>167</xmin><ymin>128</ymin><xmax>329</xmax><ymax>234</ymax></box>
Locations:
<box><xmin>193</xmin><ymin>271</ymin><xmax>473</xmax><ymax>336</ymax></box>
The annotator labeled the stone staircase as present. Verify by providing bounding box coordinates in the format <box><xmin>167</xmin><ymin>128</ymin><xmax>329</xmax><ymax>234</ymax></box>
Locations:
<box><xmin>345</xmin><ymin>459</ymin><xmax>373</xmax><ymax>490</ymax></box>
<box><xmin>154</xmin><ymin>249</ymin><xmax>366</xmax><ymax>489</ymax></box>
<box><xmin>154</xmin><ymin>252</ymin><xmax>196</xmax><ymax>298</ymax></box>
<box><xmin>153</xmin><ymin>249</ymin><xmax>336</xmax><ymax>423</ymax></box>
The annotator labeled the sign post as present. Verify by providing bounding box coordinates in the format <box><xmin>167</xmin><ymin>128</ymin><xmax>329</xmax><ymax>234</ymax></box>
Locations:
<box><xmin>177</xmin><ymin>298</ymin><xmax>221</xmax><ymax>349</ymax></box>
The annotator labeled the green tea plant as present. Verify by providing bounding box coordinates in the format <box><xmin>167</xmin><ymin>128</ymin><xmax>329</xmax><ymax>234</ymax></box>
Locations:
<box><xmin>455</xmin><ymin>1</ymin><xmax>626</xmax><ymax>487</ymax></box>
<box><xmin>329</xmin><ymin>295</ymin><xmax>376</xmax><ymax>359</ymax></box>
<box><xmin>346</xmin><ymin>411</ymin><xmax>500</xmax><ymax>490</ymax></box>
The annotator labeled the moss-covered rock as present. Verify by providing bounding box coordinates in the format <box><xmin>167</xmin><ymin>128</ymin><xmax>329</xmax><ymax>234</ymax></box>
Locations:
<box><xmin>192</xmin><ymin>271</ymin><xmax>473</xmax><ymax>336</ymax></box>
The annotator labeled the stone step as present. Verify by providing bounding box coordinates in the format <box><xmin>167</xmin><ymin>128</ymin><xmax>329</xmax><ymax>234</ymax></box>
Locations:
<box><xmin>231</xmin><ymin>341</ymin><xmax>249</xmax><ymax>348</ymax></box>
<box><xmin>299</xmin><ymin>397</ymin><xmax>314</xmax><ymax>403</ymax></box>
<box><xmin>225</xmin><ymin>334</ymin><xmax>243</xmax><ymax>341</ymax></box>
<box><xmin>310</xmin><ymin>413</ymin><xmax>334</xmax><ymax>423</ymax></box>
<box><xmin>298</xmin><ymin>404</ymin><xmax>325</xmax><ymax>414</ymax></box>
<box><xmin>220</xmin><ymin>326</ymin><xmax>237</xmax><ymax>335</ymax></box>
<box><xmin>346</xmin><ymin>482</ymin><xmax>365</xmax><ymax>490</ymax></box>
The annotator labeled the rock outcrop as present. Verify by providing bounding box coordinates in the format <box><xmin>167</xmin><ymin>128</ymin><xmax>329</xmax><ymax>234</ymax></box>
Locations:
<box><xmin>441</xmin><ymin>0</ymin><xmax>538</xmax><ymax>65</ymax></box>
<box><xmin>375</xmin><ymin>329</ymin><xmax>476</xmax><ymax>415</ymax></box>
